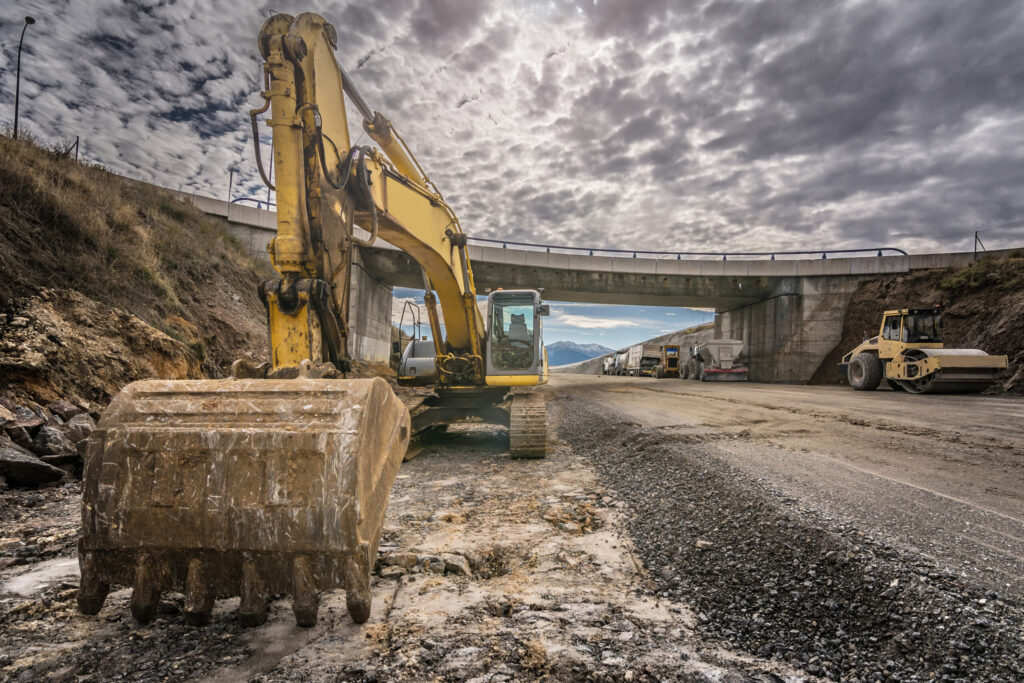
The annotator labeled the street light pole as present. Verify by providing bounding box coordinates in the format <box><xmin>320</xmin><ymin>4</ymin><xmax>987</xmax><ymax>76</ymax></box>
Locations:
<box><xmin>13</xmin><ymin>16</ymin><xmax>36</xmax><ymax>139</ymax></box>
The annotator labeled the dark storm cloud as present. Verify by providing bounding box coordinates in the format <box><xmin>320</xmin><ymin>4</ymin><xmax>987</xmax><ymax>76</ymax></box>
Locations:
<box><xmin>2</xmin><ymin>0</ymin><xmax>1022</xmax><ymax>253</ymax></box>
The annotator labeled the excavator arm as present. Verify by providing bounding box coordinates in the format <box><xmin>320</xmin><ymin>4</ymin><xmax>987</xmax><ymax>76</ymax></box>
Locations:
<box><xmin>255</xmin><ymin>13</ymin><xmax>485</xmax><ymax>385</ymax></box>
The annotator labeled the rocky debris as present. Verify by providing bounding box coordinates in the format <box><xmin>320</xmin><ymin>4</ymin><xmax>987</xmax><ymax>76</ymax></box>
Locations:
<box><xmin>0</xmin><ymin>438</ymin><xmax>64</xmax><ymax>486</ymax></box>
<box><xmin>559</xmin><ymin>400</ymin><xmax>1024</xmax><ymax>682</ymax></box>
<box><xmin>44</xmin><ymin>400</ymin><xmax>83</xmax><ymax>422</ymax></box>
<box><xmin>0</xmin><ymin>289</ymin><xmax>202</xmax><ymax>409</ymax></box>
<box><xmin>0</xmin><ymin>394</ymin><xmax>99</xmax><ymax>487</ymax></box>
<box><xmin>30</xmin><ymin>426</ymin><xmax>76</xmax><ymax>458</ymax></box>
<box><xmin>377</xmin><ymin>550</ymin><xmax>473</xmax><ymax>577</ymax></box>
<box><xmin>440</xmin><ymin>552</ymin><xmax>472</xmax><ymax>577</ymax></box>
<box><xmin>542</xmin><ymin>497</ymin><xmax>602</xmax><ymax>534</ymax></box>
<box><xmin>62</xmin><ymin>413</ymin><xmax>96</xmax><ymax>445</ymax></box>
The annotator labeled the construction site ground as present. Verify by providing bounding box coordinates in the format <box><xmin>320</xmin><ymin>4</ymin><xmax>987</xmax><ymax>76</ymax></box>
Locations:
<box><xmin>3</xmin><ymin>375</ymin><xmax>1024</xmax><ymax>682</ymax></box>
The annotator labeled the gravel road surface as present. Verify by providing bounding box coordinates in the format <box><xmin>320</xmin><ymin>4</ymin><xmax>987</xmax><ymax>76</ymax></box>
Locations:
<box><xmin>1</xmin><ymin>375</ymin><xmax>1021</xmax><ymax>681</ymax></box>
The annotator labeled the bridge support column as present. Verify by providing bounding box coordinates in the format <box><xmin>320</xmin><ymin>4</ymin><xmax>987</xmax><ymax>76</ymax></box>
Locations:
<box><xmin>347</xmin><ymin>248</ymin><xmax>393</xmax><ymax>364</ymax></box>
<box><xmin>715</xmin><ymin>276</ymin><xmax>866</xmax><ymax>383</ymax></box>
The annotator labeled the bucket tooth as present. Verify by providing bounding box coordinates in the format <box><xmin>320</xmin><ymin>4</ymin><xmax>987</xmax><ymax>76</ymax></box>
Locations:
<box><xmin>184</xmin><ymin>558</ymin><xmax>214</xmax><ymax>626</ymax></box>
<box><xmin>292</xmin><ymin>555</ymin><xmax>320</xmax><ymax>627</ymax></box>
<box><xmin>344</xmin><ymin>554</ymin><xmax>372</xmax><ymax>624</ymax></box>
<box><xmin>238</xmin><ymin>559</ymin><xmax>268</xmax><ymax>627</ymax></box>
<box><xmin>130</xmin><ymin>553</ymin><xmax>160</xmax><ymax>623</ymax></box>
<box><xmin>76</xmin><ymin>549</ymin><xmax>109</xmax><ymax>615</ymax></box>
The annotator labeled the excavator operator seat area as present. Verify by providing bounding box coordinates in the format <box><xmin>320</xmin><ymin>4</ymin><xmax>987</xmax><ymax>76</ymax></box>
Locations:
<box><xmin>485</xmin><ymin>290</ymin><xmax>547</xmax><ymax>377</ymax></box>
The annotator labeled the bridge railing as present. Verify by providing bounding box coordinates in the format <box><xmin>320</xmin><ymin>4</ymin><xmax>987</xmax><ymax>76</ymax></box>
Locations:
<box><xmin>466</xmin><ymin>237</ymin><xmax>907</xmax><ymax>260</ymax></box>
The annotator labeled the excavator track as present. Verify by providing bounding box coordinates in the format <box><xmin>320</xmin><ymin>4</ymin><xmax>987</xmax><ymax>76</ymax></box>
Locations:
<box><xmin>78</xmin><ymin>377</ymin><xmax>409</xmax><ymax>627</ymax></box>
<box><xmin>509</xmin><ymin>392</ymin><xmax>547</xmax><ymax>459</ymax></box>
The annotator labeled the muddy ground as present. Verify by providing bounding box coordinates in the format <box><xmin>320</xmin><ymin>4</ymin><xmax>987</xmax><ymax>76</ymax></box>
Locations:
<box><xmin>2</xmin><ymin>376</ymin><xmax>1023</xmax><ymax>681</ymax></box>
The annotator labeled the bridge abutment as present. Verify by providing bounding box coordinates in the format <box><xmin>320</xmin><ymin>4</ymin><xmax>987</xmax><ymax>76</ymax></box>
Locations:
<box><xmin>715</xmin><ymin>276</ymin><xmax>867</xmax><ymax>383</ymax></box>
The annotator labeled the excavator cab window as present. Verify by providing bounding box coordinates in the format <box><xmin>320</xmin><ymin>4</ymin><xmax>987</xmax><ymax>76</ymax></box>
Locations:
<box><xmin>486</xmin><ymin>290</ymin><xmax>544</xmax><ymax>375</ymax></box>
<box><xmin>489</xmin><ymin>296</ymin><xmax>536</xmax><ymax>370</ymax></box>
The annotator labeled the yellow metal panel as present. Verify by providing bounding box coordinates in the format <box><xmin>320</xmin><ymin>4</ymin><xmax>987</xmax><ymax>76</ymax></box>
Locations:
<box><xmin>485</xmin><ymin>375</ymin><xmax>541</xmax><ymax>387</ymax></box>
<box><xmin>266</xmin><ymin>293</ymin><xmax>322</xmax><ymax>370</ymax></box>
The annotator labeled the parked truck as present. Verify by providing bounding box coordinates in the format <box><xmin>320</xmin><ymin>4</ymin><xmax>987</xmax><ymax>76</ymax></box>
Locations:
<box><xmin>626</xmin><ymin>343</ymin><xmax>663</xmax><ymax>376</ymax></box>
<box><xmin>614</xmin><ymin>351</ymin><xmax>629</xmax><ymax>375</ymax></box>
<box><xmin>680</xmin><ymin>340</ymin><xmax>748</xmax><ymax>381</ymax></box>
<box><xmin>602</xmin><ymin>356</ymin><xmax>615</xmax><ymax>375</ymax></box>
<box><xmin>652</xmin><ymin>344</ymin><xmax>681</xmax><ymax>378</ymax></box>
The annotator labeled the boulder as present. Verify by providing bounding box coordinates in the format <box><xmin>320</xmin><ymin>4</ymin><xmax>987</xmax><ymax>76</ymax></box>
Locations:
<box><xmin>30</xmin><ymin>426</ymin><xmax>77</xmax><ymax>458</ymax></box>
<box><xmin>46</xmin><ymin>400</ymin><xmax>84</xmax><ymax>421</ymax></box>
<box><xmin>441</xmin><ymin>553</ymin><xmax>472</xmax><ymax>577</ymax></box>
<box><xmin>0</xmin><ymin>437</ymin><xmax>64</xmax><ymax>486</ymax></box>
<box><xmin>63</xmin><ymin>413</ymin><xmax>97</xmax><ymax>444</ymax></box>
<box><xmin>0</xmin><ymin>405</ymin><xmax>16</xmax><ymax>429</ymax></box>
<box><xmin>5</xmin><ymin>425</ymin><xmax>35</xmax><ymax>451</ymax></box>
<box><xmin>8</xmin><ymin>406</ymin><xmax>44</xmax><ymax>434</ymax></box>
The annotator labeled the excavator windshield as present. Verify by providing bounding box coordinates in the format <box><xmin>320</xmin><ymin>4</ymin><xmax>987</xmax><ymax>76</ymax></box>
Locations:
<box><xmin>489</xmin><ymin>293</ymin><xmax>537</xmax><ymax>370</ymax></box>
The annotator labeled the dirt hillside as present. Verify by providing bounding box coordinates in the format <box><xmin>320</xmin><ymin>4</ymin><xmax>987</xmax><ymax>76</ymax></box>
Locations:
<box><xmin>0</xmin><ymin>135</ymin><xmax>272</xmax><ymax>407</ymax></box>
<box><xmin>810</xmin><ymin>251</ymin><xmax>1024</xmax><ymax>392</ymax></box>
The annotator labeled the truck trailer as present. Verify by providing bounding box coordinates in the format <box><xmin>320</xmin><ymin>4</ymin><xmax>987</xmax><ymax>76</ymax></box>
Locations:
<box><xmin>680</xmin><ymin>340</ymin><xmax>748</xmax><ymax>381</ymax></box>
<box><xmin>626</xmin><ymin>343</ymin><xmax>663</xmax><ymax>376</ymax></box>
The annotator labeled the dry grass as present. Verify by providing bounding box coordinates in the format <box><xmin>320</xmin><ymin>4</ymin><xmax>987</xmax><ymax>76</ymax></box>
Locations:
<box><xmin>0</xmin><ymin>134</ymin><xmax>273</xmax><ymax>374</ymax></box>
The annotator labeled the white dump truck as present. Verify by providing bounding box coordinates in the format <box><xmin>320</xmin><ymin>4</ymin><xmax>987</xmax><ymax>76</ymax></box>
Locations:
<box><xmin>614</xmin><ymin>351</ymin><xmax>629</xmax><ymax>375</ymax></box>
<box><xmin>602</xmin><ymin>356</ymin><xmax>615</xmax><ymax>375</ymax></box>
<box><xmin>680</xmin><ymin>340</ymin><xmax>748</xmax><ymax>381</ymax></box>
<box><xmin>625</xmin><ymin>343</ymin><xmax>663</xmax><ymax>376</ymax></box>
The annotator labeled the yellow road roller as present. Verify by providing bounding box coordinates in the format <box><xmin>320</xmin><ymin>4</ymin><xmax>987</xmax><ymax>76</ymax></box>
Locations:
<box><xmin>838</xmin><ymin>307</ymin><xmax>1008</xmax><ymax>394</ymax></box>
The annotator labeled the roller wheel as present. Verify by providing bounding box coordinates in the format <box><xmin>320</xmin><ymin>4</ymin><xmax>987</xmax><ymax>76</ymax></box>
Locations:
<box><xmin>885</xmin><ymin>378</ymin><xmax>907</xmax><ymax>392</ymax></box>
<box><xmin>848</xmin><ymin>352</ymin><xmax>882</xmax><ymax>391</ymax></box>
<box><xmin>510</xmin><ymin>393</ymin><xmax>546</xmax><ymax>459</ymax></box>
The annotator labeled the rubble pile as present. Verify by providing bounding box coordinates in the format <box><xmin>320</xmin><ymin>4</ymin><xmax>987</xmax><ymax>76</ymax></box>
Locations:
<box><xmin>0</xmin><ymin>396</ymin><xmax>96</xmax><ymax>488</ymax></box>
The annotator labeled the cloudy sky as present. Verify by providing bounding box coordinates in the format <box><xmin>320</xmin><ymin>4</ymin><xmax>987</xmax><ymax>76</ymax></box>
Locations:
<box><xmin>4</xmin><ymin>0</ymin><xmax>1024</xmax><ymax>259</ymax></box>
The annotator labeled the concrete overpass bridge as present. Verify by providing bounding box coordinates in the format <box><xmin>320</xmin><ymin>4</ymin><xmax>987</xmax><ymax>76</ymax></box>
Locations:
<box><xmin>182</xmin><ymin>192</ymin><xmax>989</xmax><ymax>382</ymax></box>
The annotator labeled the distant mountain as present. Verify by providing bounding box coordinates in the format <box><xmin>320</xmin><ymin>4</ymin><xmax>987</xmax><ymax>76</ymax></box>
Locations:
<box><xmin>545</xmin><ymin>341</ymin><xmax>615</xmax><ymax>367</ymax></box>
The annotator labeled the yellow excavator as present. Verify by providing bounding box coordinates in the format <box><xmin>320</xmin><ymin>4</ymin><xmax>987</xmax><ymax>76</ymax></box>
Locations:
<box><xmin>839</xmin><ymin>306</ymin><xmax>1007</xmax><ymax>393</ymax></box>
<box><xmin>77</xmin><ymin>11</ymin><xmax>548</xmax><ymax>629</ymax></box>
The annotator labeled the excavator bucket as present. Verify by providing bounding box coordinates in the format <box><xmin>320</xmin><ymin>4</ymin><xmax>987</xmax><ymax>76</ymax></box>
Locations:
<box><xmin>77</xmin><ymin>377</ymin><xmax>409</xmax><ymax>627</ymax></box>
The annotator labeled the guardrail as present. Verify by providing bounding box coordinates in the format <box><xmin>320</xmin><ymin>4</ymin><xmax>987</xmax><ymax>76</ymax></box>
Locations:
<box><xmin>466</xmin><ymin>237</ymin><xmax>908</xmax><ymax>260</ymax></box>
<box><xmin>216</xmin><ymin>199</ymin><xmax>909</xmax><ymax>260</ymax></box>
<box><xmin>231</xmin><ymin>197</ymin><xmax>276</xmax><ymax>210</ymax></box>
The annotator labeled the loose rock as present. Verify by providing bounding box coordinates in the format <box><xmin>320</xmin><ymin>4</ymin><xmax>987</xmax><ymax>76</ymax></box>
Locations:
<box><xmin>0</xmin><ymin>437</ymin><xmax>65</xmax><ymax>486</ymax></box>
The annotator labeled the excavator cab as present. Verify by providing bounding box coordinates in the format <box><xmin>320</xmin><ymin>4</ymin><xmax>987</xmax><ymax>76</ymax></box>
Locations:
<box><xmin>485</xmin><ymin>290</ymin><xmax>549</xmax><ymax>385</ymax></box>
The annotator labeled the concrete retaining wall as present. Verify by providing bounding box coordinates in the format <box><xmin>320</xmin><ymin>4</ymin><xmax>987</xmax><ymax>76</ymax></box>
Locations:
<box><xmin>347</xmin><ymin>250</ymin><xmax>393</xmax><ymax>363</ymax></box>
<box><xmin>716</xmin><ymin>276</ymin><xmax>867</xmax><ymax>383</ymax></box>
